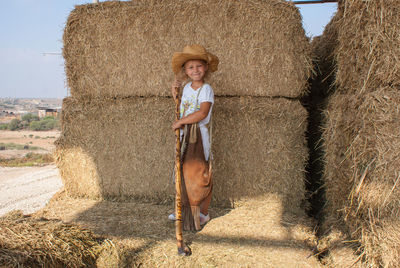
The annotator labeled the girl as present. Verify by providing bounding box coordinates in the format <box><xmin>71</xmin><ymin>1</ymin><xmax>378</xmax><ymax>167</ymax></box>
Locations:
<box><xmin>169</xmin><ymin>44</ymin><xmax>219</xmax><ymax>225</ymax></box>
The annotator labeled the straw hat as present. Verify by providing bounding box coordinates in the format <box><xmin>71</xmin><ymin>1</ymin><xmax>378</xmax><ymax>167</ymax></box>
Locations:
<box><xmin>171</xmin><ymin>44</ymin><xmax>219</xmax><ymax>75</ymax></box>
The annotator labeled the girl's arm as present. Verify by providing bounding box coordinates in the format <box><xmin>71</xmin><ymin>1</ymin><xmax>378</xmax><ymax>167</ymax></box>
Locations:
<box><xmin>172</xmin><ymin>102</ymin><xmax>211</xmax><ymax>130</ymax></box>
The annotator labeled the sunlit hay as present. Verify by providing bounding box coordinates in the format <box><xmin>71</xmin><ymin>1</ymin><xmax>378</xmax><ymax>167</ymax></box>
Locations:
<box><xmin>322</xmin><ymin>87</ymin><xmax>400</xmax><ymax>267</ymax></box>
<box><xmin>35</xmin><ymin>193</ymin><xmax>320</xmax><ymax>268</ymax></box>
<box><xmin>54</xmin><ymin>146</ymin><xmax>102</xmax><ymax>199</ymax></box>
<box><xmin>56</xmin><ymin>97</ymin><xmax>175</xmax><ymax>203</ymax></box>
<box><xmin>0</xmin><ymin>210</ymin><xmax>107</xmax><ymax>267</ymax></box>
<box><xmin>56</xmin><ymin>97</ymin><xmax>308</xmax><ymax>212</ymax></box>
<box><xmin>334</xmin><ymin>0</ymin><xmax>400</xmax><ymax>93</ymax></box>
<box><xmin>363</xmin><ymin>220</ymin><xmax>400</xmax><ymax>268</ymax></box>
<box><xmin>317</xmin><ymin>226</ymin><xmax>363</xmax><ymax>268</ymax></box>
<box><xmin>63</xmin><ymin>0</ymin><xmax>312</xmax><ymax>98</ymax></box>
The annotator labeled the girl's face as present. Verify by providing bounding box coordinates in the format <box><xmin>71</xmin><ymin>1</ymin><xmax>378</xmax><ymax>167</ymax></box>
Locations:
<box><xmin>184</xmin><ymin>60</ymin><xmax>208</xmax><ymax>82</ymax></box>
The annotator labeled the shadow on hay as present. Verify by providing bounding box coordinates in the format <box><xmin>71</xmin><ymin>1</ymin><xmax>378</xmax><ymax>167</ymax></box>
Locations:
<box><xmin>300</xmin><ymin>23</ymin><xmax>338</xmax><ymax>234</ymax></box>
<box><xmin>66</xmin><ymin>198</ymin><xmax>316</xmax><ymax>265</ymax></box>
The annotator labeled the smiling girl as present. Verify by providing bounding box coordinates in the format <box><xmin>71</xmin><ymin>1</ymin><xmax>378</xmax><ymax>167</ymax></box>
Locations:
<box><xmin>170</xmin><ymin>45</ymin><xmax>219</xmax><ymax>225</ymax></box>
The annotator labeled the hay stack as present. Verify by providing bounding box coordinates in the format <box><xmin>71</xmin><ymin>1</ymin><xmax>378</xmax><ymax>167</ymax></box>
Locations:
<box><xmin>323</xmin><ymin>87</ymin><xmax>400</xmax><ymax>267</ymax></box>
<box><xmin>63</xmin><ymin>0</ymin><xmax>311</xmax><ymax>98</ymax></box>
<box><xmin>320</xmin><ymin>0</ymin><xmax>400</xmax><ymax>266</ymax></box>
<box><xmin>57</xmin><ymin>0</ymin><xmax>312</xmax><ymax>213</ymax></box>
<box><xmin>57</xmin><ymin>97</ymin><xmax>308</xmax><ymax>211</ymax></box>
<box><xmin>0</xmin><ymin>210</ymin><xmax>105</xmax><ymax>267</ymax></box>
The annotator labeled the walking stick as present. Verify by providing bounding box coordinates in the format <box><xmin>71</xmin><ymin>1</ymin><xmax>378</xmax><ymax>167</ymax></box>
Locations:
<box><xmin>173</xmin><ymin>78</ymin><xmax>191</xmax><ymax>256</ymax></box>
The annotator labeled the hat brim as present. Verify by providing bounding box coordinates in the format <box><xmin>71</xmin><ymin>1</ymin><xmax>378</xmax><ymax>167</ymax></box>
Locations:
<box><xmin>171</xmin><ymin>52</ymin><xmax>219</xmax><ymax>75</ymax></box>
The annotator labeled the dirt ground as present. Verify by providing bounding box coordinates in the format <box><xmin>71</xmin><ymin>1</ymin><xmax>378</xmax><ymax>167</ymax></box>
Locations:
<box><xmin>0</xmin><ymin>130</ymin><xmax>63</xmax><ymax>215</ymax></box>
<box><xmin>0</xmin><ymin>130</ymin><xmax>60</xmax><ymax>159</ymax></box>
<box><xmin>0</xmin><ymin>165</ymin><xmax>63</xmax><ymax>216</ymax></box>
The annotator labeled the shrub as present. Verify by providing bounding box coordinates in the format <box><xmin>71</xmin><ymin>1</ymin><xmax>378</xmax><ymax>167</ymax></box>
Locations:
<box><xmin>29</xmin><ymin>121</ymin><xmax>41</xmax><ymax>131</ymax></box>
<box><xmin>21</xmin><ymin>113</ymin><xmax>39</xmax><ymax>123</ymax></box>
<box><xmin>8</xmin><ymin>119</ymin><xmax>22</xmax><ymax>131</ymax></box>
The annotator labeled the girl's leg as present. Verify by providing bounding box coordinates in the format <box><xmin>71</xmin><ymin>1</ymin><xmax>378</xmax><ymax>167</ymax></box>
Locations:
<box><xmin>200</xmin><ymin>191</ymin><xmax>212</xmax><ymax>215</ymax></box>
<box><xmin>200</xmin><ymin>127</ymin><xmax>210</xmax><ymax>161</ymax></box>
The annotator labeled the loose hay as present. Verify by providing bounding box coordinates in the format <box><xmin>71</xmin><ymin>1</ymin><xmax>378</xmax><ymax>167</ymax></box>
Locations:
<box><xmin>0</xmin><ymin>210</ymin><xmax>107</xmax><ymax>267</ymax></box>
<box><xmin>56</xmin><ymin>96</ymin><xmax>308</xmax><ymax>212</ymax></box>
<box><xmin>63</xmin><ymin>0</ymin><xmax>312</xmax><ymax>98</ymax></box>
<box><xmin>36</xmin><ymin>193</ymin><xmax>321</xmax><ymax>267</ymax></box>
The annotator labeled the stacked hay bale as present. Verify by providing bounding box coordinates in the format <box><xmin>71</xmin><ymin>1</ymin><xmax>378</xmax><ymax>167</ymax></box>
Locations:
<box><xmin>321</xmin><ymin>0</ymin><xmax>400</xmax><ymax>266</ymax></box>
<box><xmin>58</xmin><ymin>0</ymin><xmax>312</xmax><ymax>212</ymax></box>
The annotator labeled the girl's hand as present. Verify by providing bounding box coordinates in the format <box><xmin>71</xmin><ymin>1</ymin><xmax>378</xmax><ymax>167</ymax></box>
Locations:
<box><xmin>172</xmin><ymin>120</ymin><xmax>183</xmax><ymax>131</ymax></box>
<box><xmin>171</xmin><ymin>79</ymin><xmax>182</xmax><ymax>100</ymax></box>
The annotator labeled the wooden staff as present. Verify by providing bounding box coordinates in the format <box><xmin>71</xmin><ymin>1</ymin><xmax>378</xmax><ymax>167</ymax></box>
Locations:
<box><xmin>173</xmin><ymin>79</ymin><xmax>191</xmax><ymax>256</ymax></box>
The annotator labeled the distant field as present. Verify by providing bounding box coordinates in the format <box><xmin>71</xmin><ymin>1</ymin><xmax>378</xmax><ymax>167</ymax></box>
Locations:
<box><xmin>0</xmin><ymin>130</ymin><xmax>60</xmax><ymax>160</ymax></box>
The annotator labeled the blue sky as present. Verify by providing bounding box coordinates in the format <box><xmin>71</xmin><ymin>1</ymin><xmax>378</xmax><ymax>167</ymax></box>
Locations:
<box><xmin>0</xmin><ymin>1</ymin><xmax>337</xmax><ymax>98</ymax></box>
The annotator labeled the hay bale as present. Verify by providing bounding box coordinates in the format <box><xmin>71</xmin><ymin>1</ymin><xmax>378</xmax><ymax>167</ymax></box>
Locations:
<box><xmin>334</xmin><ymin>0</ymin><xmax>400</xmax><ymax>93</ymax></box>
<box><xmin>56</xmin><ymin>97</ymin><xmax>175</xmax><ymax>201</ymax></box>
<box><xmin>0</xmin><ymin>210</ymin><xmax>105</xmax><ymax>267</ymax></box>
<box><xmin>63</xmin><ymin>0</ymin><xmax>311</xmax><ymax>98</ymax></box>
<box><xmin>212</xmin><ymin>97</ymin><xmax>308</xmax><ymax>210</ymax></box>
<box><xmin>322</xmin><ymin>87</ymin><xmax>400</xmax><ymax>267</ymax></box>
<box><xmin>56</xmin><ymin>96</ymin><xmax>308</xmax><ymax>211</ymax></box>
<box><xmin>317</xmin><ymin>1</ymin><xmax>400</xmax><ymax>265</ymax></box>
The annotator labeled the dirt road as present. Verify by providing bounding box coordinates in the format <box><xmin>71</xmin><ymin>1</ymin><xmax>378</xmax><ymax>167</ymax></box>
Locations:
<box><xmin>0</xmin><ymin>165</ymin><xmax>63</xmax><ymax>216</ymax></box>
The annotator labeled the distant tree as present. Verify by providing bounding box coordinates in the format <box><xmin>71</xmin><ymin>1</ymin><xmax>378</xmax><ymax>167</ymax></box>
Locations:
<box><xmin>22</xmin><ymin>113</ymin><xmax>39</xmax><ymax>123</ymax></box>
<box><xmin>21</xmin><ymin>120</ymin><xmax>30</xmax><ymax>128</ymax></box>
<box><xmin>29</xmin><ymin>121</ymin><xmax>41</xmax><ymax>131</ymax></box>
<box><xmin>43</xmin><ymin>116</ymin><xmax>55</xmax><ymax>120</ymax></box>
<box><xmin>43</xmin><ymin>119</ymin><xmax>55</xmax><ymax>130</ymax></box>
<box><xmin>8</xmin><ymin>119</ymin><xmax>22</xmax><ymax>131</ymax></box>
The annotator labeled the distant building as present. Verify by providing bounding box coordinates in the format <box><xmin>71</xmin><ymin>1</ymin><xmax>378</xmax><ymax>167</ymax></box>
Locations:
<box><xmin>37</xmin><ymin>107</ymin><xmax>61</xmax><ymax>118</ymax></box>
<box><xmin>0</xmin><ymin>111</ymin><xmax>19</xmax><ymax>123</ymax></box>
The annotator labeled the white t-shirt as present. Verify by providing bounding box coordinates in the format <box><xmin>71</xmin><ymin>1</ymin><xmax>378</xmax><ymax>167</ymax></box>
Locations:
<box><xmin>180</xmin><ymin>82</ymin><xmax>214</xmax><ymax>161</ymax></box>
<box><xmin>180</xmin><ymin>82</ymin><xmax>214</xmax><ymax>127</ymax></box>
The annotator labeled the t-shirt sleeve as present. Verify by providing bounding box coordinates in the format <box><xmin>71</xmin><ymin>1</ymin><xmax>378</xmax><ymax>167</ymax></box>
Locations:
<box><xmin>199</xmin><ymin>84</ymin><xmax>214</xmax><ymax>104</ymax></box>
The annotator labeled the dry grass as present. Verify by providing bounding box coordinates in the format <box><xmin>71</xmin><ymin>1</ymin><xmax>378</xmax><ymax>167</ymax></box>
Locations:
<box><xmin>0</xmin><ymin>153</ymin><xmax>54</xmax><ymax>167</ymax></box>
<box><xmin>56</xmin><ymin>97</ymin><xmax>308</xmax><ymax>212</ymax></box>
<box><xmin>0</xmin><ymin>210</ymin><xmax>109</xmax><ymax>267</ymax></box>
<box><xmin>317</xmin><ymin>224</ymin><xmax>363</xmax><ymax>268</ymax></box>
<box><xmin>35</xmin><ymin>192</ymin><xmax>321</xmax><ymax>267</ymax></box>
<box><xmin>63</xmin><ymin>0</ymin><xmax>311</xmax><ymax>98</ymax></box>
